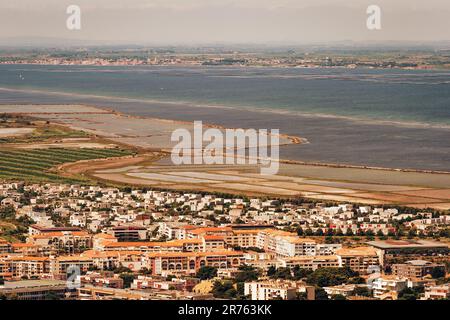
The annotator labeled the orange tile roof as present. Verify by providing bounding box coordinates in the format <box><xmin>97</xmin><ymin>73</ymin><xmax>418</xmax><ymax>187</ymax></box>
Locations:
<box><xmin>180</xmin><ymin>225</ymin><xmax>198</xmax><ymax>230</ymax></box>
<box><xmin>81</xmin><ymin>250</ymin><xmax>119</xmax><ymax>258</ymax></box>
<box><xmin>261</xmin><ymin>229</ymin><xmax>295</xmax><ymax>237</ymax></box>
<box><xmin>82</xmin><ymin>250</ymin><xmax>142</xmax><ymax>258</ymax></box>
<box><xmin>11</xmin><ymin>243</ymin><xmax>36</xmax><ymax>248</ymax></box>
<box><xmin>336</xmin><ymin>247</ymin><xmax>378</xmax><ymax>257</ymax></box>
<box><xmin>145</xmin><ymin>251</ymin><xmax>198</xmax><ymax>258</ymax></box>
<box><xmin>231</xmin><ymin>229</ymin><xmax>262</xmax><ymax>235</ymax></box>
<box><xmin>56</xmin><ymin>255</ymin><xmax>93</xmax><ymax>262</ymax></box>
<box><xmin>72</xmin><ymin>231</ymin><xmax>90</xmax><ymax>237</ymax></box>
<box><xmin>203</xmin><ymin>235</ymin><xmax>225</xmax><ymax>241</ymax></box>
<box><xmin>189</xmin><ymin>227</ymin><xmax>232</xmax><ymax>235</ymax></box>
<box><xmin>31</xmin><ymin>231</ymin><xmax>90</xmax><ymax>239</ymax></box>
<box><xmin>283</xmin><ymin>237</ymin><xmax>316</xmax><ymax>244</ymax></box>
<box><xmin>31</xmin><ymin>232</ymin><xmax>63</xmax><ymax>238</ymax></box>
<box><xmin>104</xmin><ymin>241</ymin><xmax>156</xmax><ymax>248</ymax></box>
<box><xmin>104</xmin><ymin>239</ymin><xmax>202</xmax><ymax>248</ymax></box>
<box><xmin>282</xmin><ymin>255</ymin><xmax>339</xmax><ymax>262</ymax></box>
<box><xmin>8</xmin><ymin>256</ymin><xmax>49</xmax><ymax>262</ymax></box>
<box><xmin>93</xmin><ymin>233</ymin><xmax>116</xmax><ymax>239</ymax></box>
<box><xmin>145</xmin><ymin>250</ymin><xmax>244</xmax><ymax>258</ymax></box>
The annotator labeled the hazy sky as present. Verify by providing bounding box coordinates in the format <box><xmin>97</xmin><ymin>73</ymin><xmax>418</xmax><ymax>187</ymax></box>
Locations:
<box><xmin>1</xmin><ymin>0</ymin><xmax>449</xmax><ymax>44</ymax></box>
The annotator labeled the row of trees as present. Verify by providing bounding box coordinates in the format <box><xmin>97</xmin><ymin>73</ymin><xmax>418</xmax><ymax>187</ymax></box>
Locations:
<box><xmin>196</xmin><ymin>265</ymin><xmax>371</xmax><ymax>300</ymax></box>
<box><xmin>268</xmin><ymin>266</ymin><xmax>364</xmax><ymax>287</ymax></box>
<box><xmin>196</xmin><ymin>265</ymin><xmax>260</xmax><ymax>299</ymax></box>
<box><xmin>296</xmin><ymin>226</ymin><xmax>449</xmax><ymax>239</ymax></box>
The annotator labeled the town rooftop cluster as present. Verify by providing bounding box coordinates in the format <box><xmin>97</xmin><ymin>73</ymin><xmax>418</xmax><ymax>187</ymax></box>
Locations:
<box><xmin>0</xmin><ymin>182</ymin><xmax>448</xmax><ymax>300</ymax></box>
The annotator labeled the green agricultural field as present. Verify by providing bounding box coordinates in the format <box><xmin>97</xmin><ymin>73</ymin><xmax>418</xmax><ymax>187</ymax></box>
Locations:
<box><xmin>0</xmin><ymin>125</ymin><xmax>88</xmax><ymax>144</ymax></box>
<box><xmin>0</xmin><ymin>148</ymin><xmax>134</xmax><ymax>183</ymax></box>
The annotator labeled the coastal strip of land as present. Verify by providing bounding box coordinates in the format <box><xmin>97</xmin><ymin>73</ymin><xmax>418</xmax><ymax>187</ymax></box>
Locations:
<box><xmin>1</xmin><ymin>104</ymin><xmax>450</xmax><ymax>210</ymax></box>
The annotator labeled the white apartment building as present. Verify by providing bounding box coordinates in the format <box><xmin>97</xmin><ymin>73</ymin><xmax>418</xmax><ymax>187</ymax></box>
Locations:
<box><xmin>371</xmin><ymin>277</ymin><xmax>408</xmax><ymax>299</ymax></box>
<box><xmin>244</xmin><ymin>281</ymin><xmax>297</xmax><ymax>300</ymax></box>
<box><xmin>256</xmin><ymin>230</ymin><xmax>341</xmax><ymax>257</ymax></box>
<box><xmin>424</xmin><ymin>284</ymin><xmax>450</xmax><ymax>300</ymax></box>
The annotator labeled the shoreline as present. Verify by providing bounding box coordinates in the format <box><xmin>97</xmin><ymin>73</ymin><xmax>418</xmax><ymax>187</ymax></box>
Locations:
<box><xmin>1</xmin><ymin>86</ymin><xmax>450</xmax><ymax>131</ymax></box>
<box><xmin>2</xmin><ymin>61</ymin><xmax>449</xmax><ymax>73</ymax></box>
<box><xmin>1</xmin><ymin>102</ymin><xmax>449</xmax><ymax>176</ymax></box>
<box><xmin>278</xmin><ymin>158</ymin><xmax>450</xmax><ymax>176</ymax></box>
<box><xmin>2</xmin><ymin>103</ymin><xmax>450</xmax><ymax>207</ymax></box>
<box><xmin>0</xmin><ymin>102</ymin><xmax>303</xmax><ymax>148</ymax></box>
<box><xmin>98</xmin><ymin>106</ymin><xmax>305</xmax><ymax>147</ymax></box>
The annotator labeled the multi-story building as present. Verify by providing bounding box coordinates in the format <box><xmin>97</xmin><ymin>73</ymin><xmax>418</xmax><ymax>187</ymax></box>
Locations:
<box><xmin>256</xmin><ymin>229</ymin><xmax>342</xmax><ymax>257</ymax></box>
<box><xmin>99</xmin><ymin>239</ymin><xmax>204</xmax><ymax>253</ymax></box>
<box><xmin>279</xmin><ymin>255</ymin><xmax>340</xmax><ymax>270</ymax></box>
<box><xmin>371</xmin><ymin>276</ymin><xmax>408</xmax><ymax>299</ymax></box>
<box><xmin>367</xmin><ymin>240</ymin><xmax>449</xmax><ymax>267</ymax></box>
<box><xmin>78</xmin><ymin>272</ymin><xmax>124</xmax><ymax>289</ymax></box>
<box><xmin>77</xmin><ymin>285</ymin><xmax>211</xmax><ymax>300</ymax></box>
<box><xmin>245</xmin><ymin>281</ymin><xmax>297</xmax><ymax>300</ymax></box>
<box><xmin>0</xmin><ymin>239</ymin><xmax>11</xmax><ymax>253</ymax></box>
<box><xmin>0</xmin><ymin>280</ymin><xmax>68</xmax><ymax>300</ymax></box>
<box><xmin>256</xmin><ymin>229</ymin><xmax>294</xmax><ymax>253</ymax></box>
<box><xmin>7</xmin><ymin>256</ymin><xmax>51</xmax><ymax>279</ymax></box>
<box><xmin>143</xmin><ymin>251</ymin><xmax>244</xmax><ymax>276</ymax></box>
<box><xmin>50</xmin><ymin>256</ymin><xmax>94</xmax><ymax>278</ymax></box>
<box><xmin>224</xmin><ymin>229</ymin><xmax>260</xmax><ymax>248</ymax></box>
<box><xmin>11</xmin><ymin>243</ymin><xmax>40</xmax><ymax>256</ymax></box>
<box><xmin>158</xmin><ymin>223</ymin><xmax>197</xmax><ymax>240</ymax></box>
<box><xmin>77</xmin><ymin>286</ymin><xmax>151</xmax><ymax>300</ymax></box>
<box><xmin>275</xmin><ymin>237</ymin><xmax>318</xmax><ymax>257</ymax></box>
<box><xmin>0</xmin><ymin>256</ymin><xmax>11</xmax><ymax>280</ymax></box>
<box><xmin>392</xmin><ymin>260</ymin><xmax>446</xmax><ymax>278</ymax></box>
<box><xmin>80</xmin><ymin>250</ymin><xmax>123</xmax><ymax>271</ymax></box>
<box><xmin>244</xmin><ymin>280</ymin><xmax>314</xmax><ymax>300</ymax></box>
<box><xmin>28</xmin><ymin>225</ymin><xmax>82</xmax><ymax>236</ymax></box>
<box><xmin>107</xmin><ymin>226</ymin><xmax>147</xmax><ymax>242</ymax></box>
<box><xmin>201</xmin><ymin>236</ymin><xmax>226</xmax><ymax>252</ymax></box>
<box><xmin>323</xmin><ymin>284</ymin><xmax>361</xmax><ymax>298</ymax></box>
<box><xmin>316</xmin><ymin>243</ymin><xmax>343</xmax><ymax>256</ymax></box>
<box><xmin>28</xmin><ymin>231</ymin><xmax>92</xmax><ymax>255</ymax></box>
<box><xmin>186</xmin><ymin>227</ymin><xmax>233</xmax><ymax>239</ymax></box>
<box><xmin>256</xmin><ymin>229</ymin><xmax>341</xmax><ymax>257</ymax></box>
<box><xmin>424</xmin><ymin>284</ymin><xmax>450</xmax><ymax>300</ymax></box>
<box><xmin>336</xmin><ymin>247</ymin><xmax>381</xmax><ymax>274</ymax></box>
<box><xmin>131</xmin><ymin>276</ymin><xmax>199</xmax><ymax>292</ymax></box>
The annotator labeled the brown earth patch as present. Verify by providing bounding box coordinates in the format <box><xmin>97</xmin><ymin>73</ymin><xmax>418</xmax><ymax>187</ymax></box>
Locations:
<box><xmin>92</xmin><ymin>173</ymin><xmax>169</xmax><ymax>186</ymax></box>
<box><xmin>395</xmin><ymin>189</ymin><xmax>450</xmax><ymax>201</ymax></box>
<box><xmin>350</xmin><ymin>192</ymin><xmax>440</xmax><ymax>204</ymax></box>
<box><xmin>405</xmin><ymin>203</ymin><xmax>450</xmax><ymax>210</ymax></box>
<box><xmin>56</xmin><ymin>153</ymin><xmax>164</xmax><ymax>179</ymax></box>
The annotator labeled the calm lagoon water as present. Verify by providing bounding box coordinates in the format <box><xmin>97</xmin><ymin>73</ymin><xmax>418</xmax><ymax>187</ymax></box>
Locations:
<box><xmin>0</xmin><ymin>64</ymin><xmax>449</xmax><ymax>171</ymax></box>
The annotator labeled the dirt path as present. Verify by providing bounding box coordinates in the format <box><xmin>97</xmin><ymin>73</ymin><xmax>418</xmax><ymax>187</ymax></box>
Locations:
<box><xmin>55</xmin><ymin>152</ymin><xmax>166</xmax><ymax>177</ymax></box>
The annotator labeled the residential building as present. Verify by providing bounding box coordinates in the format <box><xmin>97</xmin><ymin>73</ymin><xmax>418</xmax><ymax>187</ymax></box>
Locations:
<box><xmin>392</xmin><ymin>260</ymin><xmax>446</xmax><ymax>278</ymax></box>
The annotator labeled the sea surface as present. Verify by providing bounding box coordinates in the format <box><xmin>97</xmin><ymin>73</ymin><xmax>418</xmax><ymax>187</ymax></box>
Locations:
<box><xmin>0</xmin><ymin>64</ymin><xmax>449</xmax><ymax>171</ymax></box>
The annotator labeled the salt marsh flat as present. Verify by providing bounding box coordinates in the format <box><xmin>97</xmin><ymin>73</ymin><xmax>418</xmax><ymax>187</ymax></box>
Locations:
<box><xmin>2</xmin><ymin>104</ymin><xmax>450</xmax><ymax>210</ymax></box>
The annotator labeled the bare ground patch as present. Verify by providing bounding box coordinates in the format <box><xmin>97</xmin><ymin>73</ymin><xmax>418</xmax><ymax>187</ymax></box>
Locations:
<box><xmin>350</xmin><ymin>192</ymin><xmax>440</xmax><ymax>204</ymax></box>
<box><xmin>259</xmin><ymin>182</ymin><xmax>359</xmax><ymax>194</ymax></box>
<box><xmin>210</xmin><ymin>183</ymin><xmax>300</xmax><ymax>196</ymax></box>
<box><xmin>92</xmin><ymin>173</ymin><xmax>167</xmax><ymax>186</ymax></box>
<box><xmin>395</xmin><ymin>189</ymin><xmax>450</xmax><ymax>201</ymax></box>
<box><xmin>405</xmin><ymin>203</ymin><xmax>450</xmax><ymax>210</ymax></box>
<box><xmin>0</xmin><ymin>128</ymin><xmax>35</xmax><ymax>137</ymax></box>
